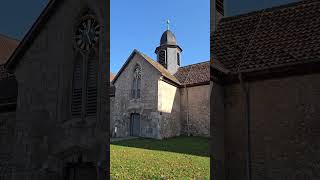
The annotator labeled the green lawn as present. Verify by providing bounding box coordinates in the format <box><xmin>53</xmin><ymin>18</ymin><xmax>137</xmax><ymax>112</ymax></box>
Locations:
<box><xmin>110</xmin><ymin>136</ymin><xmax>210</xmax><ymax>179</ymax></box>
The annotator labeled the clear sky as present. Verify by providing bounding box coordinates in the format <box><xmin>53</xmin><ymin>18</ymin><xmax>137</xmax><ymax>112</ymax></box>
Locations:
<box><xmin>0</xmin><ymin>1</ymin><xmax>48</xmax><ymax>40</ymax></box>
<box><xmin>0</xmin><ymin>0</ymin><xmax>300</xmax><ymax>74</ymax></box>
<box><xmin>110</xmin><ymin>0</ymin><xmax>298</xmax><ymax>74</ymax></box>
<box><xmin>110</xmin><ymin>0</ymin><xmax>210</xmax><ymax>74</ymax></box>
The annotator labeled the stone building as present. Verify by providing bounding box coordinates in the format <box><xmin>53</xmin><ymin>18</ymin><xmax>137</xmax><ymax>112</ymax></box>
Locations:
<box><xmin>0</xmin><ymin>0</ymin><xmax>108</xmax><ymax>179</ymax></box>
<box><xmin>0</xmin><ymin>34</ymin><xmax>19</xmax><ymax>180</ymax></box>
<box><xmin>110</xmin><ymin>29</ymin><xmax>210</xmax><ymax>139</ymax></box>
<box><xmin>211</xmin><ymin>0</ymin><xmax>320</xmax><ymax>179</ymax></box>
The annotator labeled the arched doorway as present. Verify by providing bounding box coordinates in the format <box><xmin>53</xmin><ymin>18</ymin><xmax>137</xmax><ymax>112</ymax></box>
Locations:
<box><xmin>130</xmin><ymin>113</ymin><xmax>140</xmax><ymax>137</ymax></box>
<box><xmin>64</xmin><ymin>162</ymin><xmax>97</xmax><ymax>180</ymax></box>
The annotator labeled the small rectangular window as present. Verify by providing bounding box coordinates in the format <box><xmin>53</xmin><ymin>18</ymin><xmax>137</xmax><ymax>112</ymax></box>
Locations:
<box><xmin>177</xmin><ymin>53</ymin><xmax>180</xmax><ymax>66</ymax></box>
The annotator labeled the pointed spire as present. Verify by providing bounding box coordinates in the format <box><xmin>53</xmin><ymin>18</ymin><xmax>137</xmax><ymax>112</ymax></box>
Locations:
<box><xmin>166</xmin><ymin>19</ymin><xmax>170</xmax><ymax>30</ymax></box>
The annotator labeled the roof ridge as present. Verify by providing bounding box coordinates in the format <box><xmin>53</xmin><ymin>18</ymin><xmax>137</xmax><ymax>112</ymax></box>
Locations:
<box><xmin>135</xmin><ymin>49</ymin><xmax>155</xmax><ymax>61</ymax></box>
<box><xmin>221</xmin><ymin>0</ymin><xmax>318</xmax><ymax>23</ymax></box>
<box><xmin>5</xmin><ymin>0</ymin><xmax>61</xmax><ymax>70</ymax></box>
<box><xmin>113</xmin><ymin>49</ymin><xmax>181</xmax><ymax>85</ymax></box>
<box><xmin>179</xmin><ymin>61</ymin><xmax>209</xmax><ymax>68</ymax></box>
<box><xmin>213</xmin><ymin>0</ymin><xmax>320</xmax><ymax>75</ymax></box>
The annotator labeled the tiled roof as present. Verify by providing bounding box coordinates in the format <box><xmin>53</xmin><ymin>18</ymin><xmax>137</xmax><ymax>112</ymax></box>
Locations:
<box><xmin>174</xmin><ymin>61</ymin><xmax>210</xmax><ymax>86</ymax></box>
<box><xmin>213</xmin><ymin>0</ymin><xmax>320</xmax><ymax>73</ymax></box>
<box><xmin>0</xmin><ymin>34</ymin><xmax>19</xmax><ymax>107</ymax></box>
<box><xmin>110</xmin><ymin>73</ymin><xmax>115</xmax><ymax>81</ymax></box>
<box><xmin>0</xmin><ymin>34</ymin><xmax>19</xmax><ymax>65</ymax></box>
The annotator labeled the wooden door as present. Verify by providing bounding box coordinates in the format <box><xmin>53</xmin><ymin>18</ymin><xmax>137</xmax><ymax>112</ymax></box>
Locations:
<box><xmin>130</xmin><ymin>113</ymin><xmax>140</xmax><ymax>137</ymax></box>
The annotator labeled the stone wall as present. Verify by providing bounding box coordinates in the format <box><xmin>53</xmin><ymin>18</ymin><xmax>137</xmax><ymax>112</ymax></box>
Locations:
<box><xmin>223</xmin><ymin>73</ymin><xmax>320</xmax><ymax>180</ymax></box>
<box><xmin>158</xmin><ymin>79</ymin><xmax>180</xmax><ymax>138</ymax></box>
<box><xmin>211</xmin><ymin>81</ymin><xmax>226</xmax><ymax>180</ymax></box>
<box><xmin>9</xmin><ymin>0</ymin><xmax>108</xmax><ymax>179</ymax></box>
<box><xmin>0</xmin><ymin>111</ymin><xmax>16</xmax><ymax>154</ymax></box>
<box><xmin>110</xmin><ymin>96</ymin><xmax>115</xmax><ymax>136</ymax></box>
<box><xmin>180</xmin><ymin>84</ymin><xmax>210</xmax><ymax>136</ymax></box>
<box><xmin>112</xmin><ymin>53</ymin><xmax>161</xmax><ymax>138</ymax></box>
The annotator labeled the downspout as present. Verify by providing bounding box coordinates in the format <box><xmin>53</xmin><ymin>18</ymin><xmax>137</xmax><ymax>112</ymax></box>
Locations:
<box><xmin>235</xmin><ymin>9</ymin><xmax>265</xmax><ymax>180</ymax></box>
<box><xmin>184</xmin><ymin>66</ymin><xmax>193</xmax><ymax>136</ymax></box>
<box><xmin>184</xmin><ymin>84</ymin><xmax>190</xmax><ymax>136</ymax></box>
<box><xmin>238</xmin><ymin>72</ymin><xmax>251</xmax><ymax>180</ymax></box>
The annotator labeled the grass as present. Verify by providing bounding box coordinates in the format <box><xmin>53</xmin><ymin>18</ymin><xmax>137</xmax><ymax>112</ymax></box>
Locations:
<box><xmin>110</xmin><ymin>136</ymin><xmax>210</xmax><ymax>179</ymax></box>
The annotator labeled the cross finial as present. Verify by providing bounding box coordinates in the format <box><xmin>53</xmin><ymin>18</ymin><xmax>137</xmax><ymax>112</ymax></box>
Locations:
<box><xmin>166</xmin><ymin>19</ymin><xmax>170</xmax><ymax>30</ymax></box>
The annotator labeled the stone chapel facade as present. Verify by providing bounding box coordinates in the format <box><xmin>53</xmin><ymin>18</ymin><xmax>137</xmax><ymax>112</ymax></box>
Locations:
<box><xmin>110</xmin><ymin>30</ymin><xmax>210</xmax><ymax>139</ymax></box>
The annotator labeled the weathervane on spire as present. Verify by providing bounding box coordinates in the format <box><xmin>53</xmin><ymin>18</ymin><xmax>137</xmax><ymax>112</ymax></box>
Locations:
<box><xmin>166</xmin><ymin>19</ymin><xmax>170</xmax><ymax>30</ymax></box>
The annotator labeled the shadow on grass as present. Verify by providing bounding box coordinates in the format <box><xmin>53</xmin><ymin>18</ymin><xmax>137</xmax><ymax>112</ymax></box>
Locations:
<box><xmin>111</xmin><ymin>136</ymin><xmax>209</xmax><ymax>157</ymax></box>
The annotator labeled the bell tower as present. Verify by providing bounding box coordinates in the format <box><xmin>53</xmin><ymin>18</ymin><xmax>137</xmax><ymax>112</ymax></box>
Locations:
<box><xmin>155</xmin><ymin>20</ymin><xmax>183</xmax><ymax>74</ymax></box>
<box><xmin>211</xmin><ymin>0</ymin><xmax>225</xmax><ymax>61</ymax></box>
<box><xmin>212</xmin><ymin>0</ymin><xmax>224</xmax><ymax>31</ymax></box>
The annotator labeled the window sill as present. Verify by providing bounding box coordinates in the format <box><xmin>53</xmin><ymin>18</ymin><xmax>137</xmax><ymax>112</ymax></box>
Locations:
<box><xmin>129</xmin><ymin>98</ymin><xmax>141</xmax><ymax>103</ymax></box>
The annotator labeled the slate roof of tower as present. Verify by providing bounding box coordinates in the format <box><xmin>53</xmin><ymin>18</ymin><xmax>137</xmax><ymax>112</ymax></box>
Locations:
<box><xmin>160</xmin><ymin>30</ymin><xmax>177</xmax><ymax>45</ymax></box>
<box><xmin>213</xmin><ymin>0</ymin><xmax>320</xmax><ymax>73</ymax></box>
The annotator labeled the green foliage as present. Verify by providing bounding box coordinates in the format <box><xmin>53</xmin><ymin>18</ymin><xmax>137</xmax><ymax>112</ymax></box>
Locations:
<box><xmin>110</xmin><ymin>136</ymin><xmax>210</xmax><ymax>179</ymax></box>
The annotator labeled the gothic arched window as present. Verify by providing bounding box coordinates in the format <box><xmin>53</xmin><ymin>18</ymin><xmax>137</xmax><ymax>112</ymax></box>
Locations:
<box><xmin>71</xmin><ymin>11</ymin><xmax>100</xmax><ymax>119</ymax></box>
<box><xmin>132</xmin><ymin>65</ymin><xmax>141</xmax><ymax>99</ymax></box>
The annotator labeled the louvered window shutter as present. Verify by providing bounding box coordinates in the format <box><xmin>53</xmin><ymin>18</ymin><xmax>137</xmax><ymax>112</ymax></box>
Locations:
<box><xmin>159</xmin><ymin>50</ymin><xmax>167</xmax><ymax>68</ymax></box>
<box><xmin>216</xmin><ymin>0</ymin><xmax>224</xmax><ymax>15</ymax></box>
<box><xmin>71</xmin><ymin>58</ymin><xmax>83</xmax><ymax>118</ymax></box>
<box><xmin>85</xmin><ymin>57</ymin><xmax>98</xmax><ymax>117</ymax></box>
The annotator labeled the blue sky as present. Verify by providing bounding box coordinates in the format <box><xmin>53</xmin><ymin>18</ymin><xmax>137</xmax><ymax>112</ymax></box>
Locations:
<box><xmin>0</xmin><ymin>0</ymin><xmax>299</xmax><ymax>74</ymax></box>
<box><xmin>0</xmin><ymin>1</ymin><xmax>48</xmax><ymax>40</ymax></box>
<box><xmin>110</xmin><ymin>0</ymin><xmax>298</xmax><ymax>74</ymax></box>
<box><xmin>110</xmin><ymin>0</ymin><xmax>210</xmax><ymax>74</ymax></box>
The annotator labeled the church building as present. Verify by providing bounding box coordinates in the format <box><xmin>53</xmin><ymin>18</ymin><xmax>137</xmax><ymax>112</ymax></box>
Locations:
<box><xmin>110</xmin><ymin>27</ymin><xmax>210</xmax><ymax>139</ymax></box>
